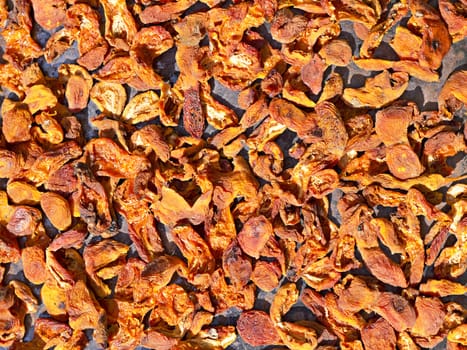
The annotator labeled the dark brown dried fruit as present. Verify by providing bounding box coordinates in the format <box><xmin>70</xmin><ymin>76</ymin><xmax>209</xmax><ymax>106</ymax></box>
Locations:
<box><xmin>183</xmin><ymin>83</ymin><xmax>205</xmax><ymax>138</ymax></box>
<box><xmin>222</xmin><ymin>240</ymin><xmax>252</xmax><ymax>289</ymax></box>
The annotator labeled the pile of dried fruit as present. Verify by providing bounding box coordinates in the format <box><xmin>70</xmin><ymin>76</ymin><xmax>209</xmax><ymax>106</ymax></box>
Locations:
<box><xmin>0</xmin><ymin>0</ymin><xmax>466</xmax><ymax>349</ymax></box>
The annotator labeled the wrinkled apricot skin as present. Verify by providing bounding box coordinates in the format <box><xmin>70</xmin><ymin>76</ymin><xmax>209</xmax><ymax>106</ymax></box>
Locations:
<box><xmin>237</xmin><ymin>310</ymin><xmax>281</xmax><ymax>346</ymax></box>
<box><xmin>238</xmin><ymin>215</ymin><xmax>273</xmax><ymax>259</ymax></box>
<box><xmin>183</xmin><ymin>84</ymin><xmax>205</xmax><ymax>138</ymax></box>
<box><xmin>386</xmin><ymin>143</ymin><xmax>425</xmax><ymax>180</ymax></box>
<box><xmin>342</xmin><ymin>71</ymin><xmax>409</xmax><ymax>108</ymax></box>
<box><xmin>0</xmin><ymin>0</ymin><xmax>466</xmax><ymax>348</ymax></box>
<box><xmin>40</xmin><ymin>192</ymin><xmax>72</xmax><ymax>231</ymax></box>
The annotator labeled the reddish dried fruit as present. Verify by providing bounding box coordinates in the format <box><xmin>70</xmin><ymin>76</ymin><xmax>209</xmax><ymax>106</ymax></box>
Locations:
<box><xmin>361</xmin><ymin>318</ymin><xmax>396</xmax><ymax>350</ymax></box>
<box><xmin>0</xmin><ymin>0</ymin><xmax>465</xmax><ymax>348</ymax></box>
<box><xmin>183</xmin><ymin>84</ymin><xmax>205</xmax><ymax>138</ymax></box>
<box><xmin>237</xmin><ymin>310</ymin><xmax>281</xmax><ymax>346</ymax></box>
<box><xmin>238</xmin><ymin>215</ymin><xmax>273</xmax><ymax>259</ymax></box>
<box><xmin>222</xmin><ymin>240</ymin><xmax>252</xmax><ymax>289</ymax></box>
<box><xmin>0</xmin><ymin>225</ymin><xmax>20</xmax><ymax>263</ymax></box>
<box><xmin>319</xmin><ymin>39</ymin><xmax>353</xmax><ymax>67</ymax></box>
<box><xmin>6</xmin><ymin>206</ymin><xmax>42</xmax><ymax>236</ymax></box>
<box><xmin>375</xmin><ymin>105</ymin><xmax>412</xmax><ymax>146</ymax></box>
<box><xmin>411</xmin><ymin>296</ymin><xmax>446</xmax><ymax>337</ymax></box>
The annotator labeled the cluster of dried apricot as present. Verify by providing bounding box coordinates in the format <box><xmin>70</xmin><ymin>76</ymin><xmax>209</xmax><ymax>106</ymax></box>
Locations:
<box><xmin>0</xmin><ymin>0</ymin><xmax>466</xmax><ymax>349</ymax></box>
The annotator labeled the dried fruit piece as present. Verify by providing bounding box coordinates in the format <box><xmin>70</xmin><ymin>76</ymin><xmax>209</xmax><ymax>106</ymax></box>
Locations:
<box><xmin>335</xmin><ymin>275</ymin><xmax>378</xmax><ymax>313</ymax></box>
<box><xmin>423</xmin><ymin>131</ymin><xmax>465</xmax><ymax>175</ymax></box>
<box><xmin>370</xmin><ymin>218</ymin><xmax>405</xmax><ymax>255</ymax></box>
<box><xmin>84</xmin><ymin>138</ymin><xmax>150</xmax><ymax>178</ymax></box>
<box><xmin>390</xmin><ymin>26</ymin><xmax>422</xmax><ymax>60</ymax></box>
<box><xmin>251</xmin><ymin>260</ymin><xmax>281</xmax><ymax>292</ymax></box>
<box><xmin>222</xmin><ymin>240</ymin><xmax>252</xmax><ymax>289</ymax></box>
<box><xmin>411</xmin><ymin>296</ymin><xmax>446</xmax><ymax>337</ymax></box>
<box><xmin>9</xmin><ymin>280</ymin><xmax>39</xmax><ymax>313</ymax></box>
<box><xmin>171</xmin><ymin>224</ymin><xmax>215</xmax><ymax>279</ymax></box>
<box><xmin>375</xmin><ymin>105</ymin><xmax>412</xmax><ymax>146</ymax></box>
<box><xmin>342</xmin><ymin>71</ymin><xmax>409</xmax><ymax>109</ymax></box>
<box><xmin>1</xmin><ymin>100</ymin><xmax>32</xmax><ymax>143</ymax></box>
<box><xmin>1</xmin><ymin>23</ymin><xmax>43</xmax><ymax>70</ymax></box>
<box><xmin>130</xmin><ymin>26</ymin><xmax>174</xmax><ymax>65</ymax></box>
<box><xmin>6</xmin><ymin>206</ymin><xmax>42</xmax><ymax>236</ymax></box>
<box><xmin>0</xmin><ymin>151</ymin><xmax>21</xmax><ymax>179</ymax></box>
<box><xmin>183</xmin><ymin>83</ymin><xmax>205</xmax><ymax>138</ymax></box>
<box><xmin>40</xmin><ymin>192</ymin><xmax>72</xmax><ymax>231</ymax></box>
<box><xmin>359</xmin><ymin>3</ymin><xmax>408</xmax><ymax>58</ymax></box>
<box><xmin>397</xmin><ymin>331</ymin><xmax>419</xmax><ymax>350</ymax></box>
<box><xmin>386</xmin><ymin>143</ymin><xmax>425</xmax><ymax>180</ymax></box>
<box><xmin>439</xmin><ymin>0</ymin><xmax>467</xmax><ymax>43</ymax></box>
<box><xmin>438</xmin><ymin>70</ymin><xmax>467</xmax><ymax>117</ymax></box>
<box><xmin>202</xmin><ymin>93</ymin><xmax>239</xmax><ymax>130</ymax></box>
<box><xmin>65</xmin><ymin>3</ymin><xmax>108</xmax><ymax>70</ymax></box>
<box><xmin>131</xmin><ymin>124</ymin><xmax>170</xmax><ymax>162</ymax></box>
<box><xmin>359</xmin><ymin>247</ymin><xmax>408</xmax><ymax>288</ymax></box>
<box><xmin>301</xmin><ymin>54</ymin><xmax>326</xmax><ymax>95</ymax></box>
<box><xmin>100</xmin><ymin>0</ymin><xmax>137</xmax><ymax>51</ymax></box>
<box><xmin>74</xmin><ymin>162</ymin><xmax>116</xmax><ymax>236</ymax></box>
<box><xmin>361</xmin><ymin>318</ymin><xmax>396</xmax><ymax>350</ymax></box>
<box><xmin>0</xmin><ymin>225</ymin><xmax>20</xmax><ymax>263</ymax></box>
<box><xmin>373</xmin><ymin>292</ymin><xmax>416</xmax><ymax>332</ymax></box>
<box><xmin>139</xmin><ymin>0</ymin><xmax>197</xmax><ymax>24</ymax></box>
<box><xmin>23</xmin><ymin>85</ymin><xmax>58</xmax><ymax>115</ymax></box>
<box><xmin>66</xmin><ymin>280</ymin><xmax>107</xmax><ymax>346</ymax></box>
<box><xmin>21</xmin><ymin>246</ymin><xmax>47</xmax><ymax>285</ymax></box>
<box><xmin>44</xmin><ymin>28</ymin><xmax>76</xmax><ymax>64</ymax></box>
<box><xmin>319</xmin><ymin>39</ymin><xmax>353</xmax><ymax>67</ymax></box>
<box><xmin>210</xmin><ymin>268</ymin><xmax>256</xmax><ymax>312</ymax></box>
<box><xmin>238</xmin><ymin>215</ymin><xmax>273</xmax><ymax>259</ymax></box>
<box><xmin>7</xmin><ymin>181</ymin><xmax>41</xmax><ymax>205</ymax></box>
<box><xmin>448</xmin><ymin>324</ymin><xmax>467</xmax><ymax>346</ymax></box>
<box><xmin>122</xmin><ymin>91</ymin><xmax>160</xmax><ymax>124</ymax></box>
<box><xmin>271</xmin><ymin>284</ymin><xmax>318</xmax><ymax>349</ymax></box>
<box><xmin>83</xmin><ymin>239</ymin><xmax>129</xmax><ymax>298</ymax></box>
<box><xmin>237</xmin><ymin>310</ymin><xmax>281</xmax><ymax>346</ymax></box>
<box><xmin>34</xmin><ymin>318</ymin><xmax>86</xmax><ymax>350</ymax></box>
<box><xmin>152</xmin><ymin>178</ymin><xmax>213</xmax><ymax>226</ymax></box>
<box><xmin>33</xmin><ymin>112</ymin><xmax>64</xmax><ymax>145</ymax></box>
<box><xmin>270</xmin><ymin>9</ymin><xmax>308</xmax><ymax>44</ymax></box>
<box><xmin>30</xmin><ymin>0</ymin><xmax>66</xmax><ymax>31</ymax></box>
<box><xmin>419</xmin><ymin>279</ymin><xmax>467</xmax><ymax>297</ymax></box>
<box><xmin>90</xmin><ymin>82</ymin><xmax>127</xmax><ymax>116</ymax></box>
<box><xmin>408</xmin><ymin>0</ymin><xmax>451</xmax><ymax>70</ymax></box>
<box><xmin>59</xmin><ymin>64</ymin><xmax>93</xmax><ymax>113</ymax></box>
